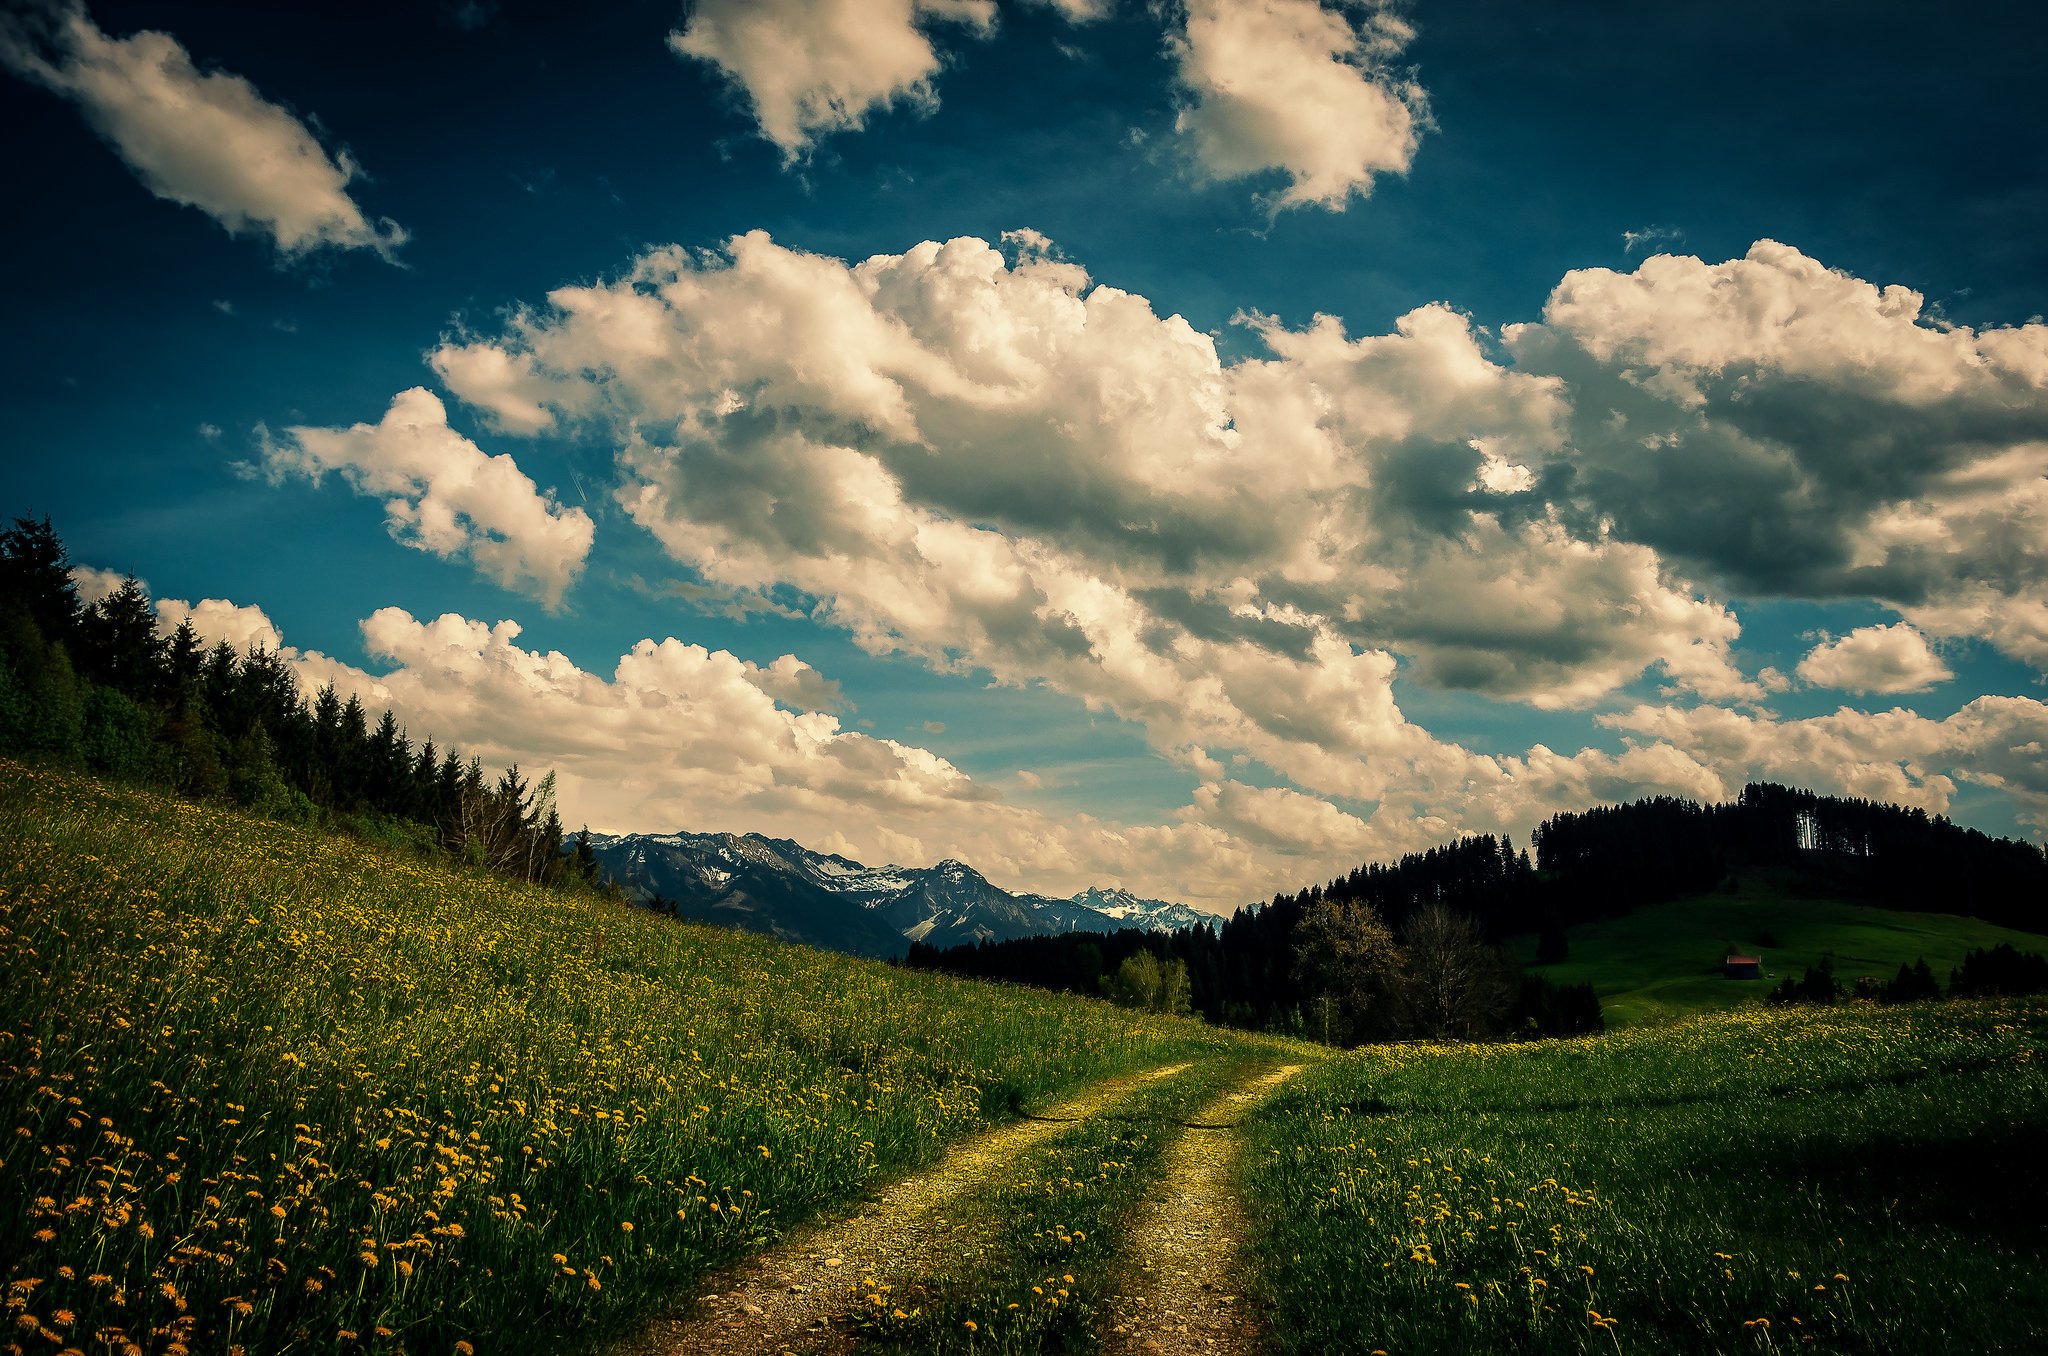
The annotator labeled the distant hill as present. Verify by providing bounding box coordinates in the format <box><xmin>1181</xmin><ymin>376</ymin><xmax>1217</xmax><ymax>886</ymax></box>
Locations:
<box><xmin>1514</xmin><ymin>870</ymin><xmax>2048</xmax><ymax>1027</ymax></box>
<box><xmin>581</xmin><ymin>828</ymin><xmax>1215</xmax><ymax>957</ymax></box>
<box><xmin>906</xmin><ymin>782</ymin><xmax>2048</xmax><ymax>1038</ymax></box>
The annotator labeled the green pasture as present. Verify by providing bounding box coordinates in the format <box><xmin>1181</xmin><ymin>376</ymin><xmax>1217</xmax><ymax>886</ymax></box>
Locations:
<box><xmin>1516</xmin><ymin>875</ymin><xmax>2046</xmax><ymax>1026</ymax></box>
<box><xmin>1242</xmin><ymin>999</ymin><xmax>2048</xmax><ymax>1354</ymax></box>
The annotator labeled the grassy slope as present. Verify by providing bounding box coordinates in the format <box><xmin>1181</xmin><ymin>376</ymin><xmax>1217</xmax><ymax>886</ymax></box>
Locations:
<box><xmin>1243</xmin><ymin>999</ymin><xmax>2048</xmax><ymax>1354</ymax></box>
<box><xmin>0</xmin><ymin>762</ymin><xmax>1262</xmax><ymax>1355</ymax></box>
<box><xmin>1515</xmin><ymin>872</ymin><xmax>2047</xmax><ymax>1026</ymax></box>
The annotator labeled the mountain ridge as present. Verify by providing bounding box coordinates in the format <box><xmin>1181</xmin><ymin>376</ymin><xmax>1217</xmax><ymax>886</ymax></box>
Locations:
<box><xmin>581</xmin><ymin>828</ymin><xmax>1216</xmax><ymax>958</ymax></box>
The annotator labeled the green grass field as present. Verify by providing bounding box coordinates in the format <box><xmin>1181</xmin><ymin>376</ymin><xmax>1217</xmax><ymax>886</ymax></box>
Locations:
<box><xmin>1515</xmin><ymin>874</ymin><xmax>2048</xmax><ymax>1027</ymax></box>
<box><xmin>1242</xmin><ymin>999</ymin><xmax>2048</xmax><ymax>1354</ymax></box>
<box><xmin>0</xmin><ymin>761</ymin><xmax>1248</xmax><ymax>1355</ymax></box>
<box><xmin>7</xmin><ymin>759</ymin><xmax>2046</xmax><ymax>1355</ymax></box>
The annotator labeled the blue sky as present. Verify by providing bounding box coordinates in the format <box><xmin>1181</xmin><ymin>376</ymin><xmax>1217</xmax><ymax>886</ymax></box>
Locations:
<box><xmin>4</xmin><ymin>0</ymin><xmax>2046</xmax><ymax>909</ymax></box>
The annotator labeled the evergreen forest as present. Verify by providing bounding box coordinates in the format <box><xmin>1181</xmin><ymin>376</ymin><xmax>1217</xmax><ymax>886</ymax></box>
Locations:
<box><xmin>0</xmin><ymin>514</ymin><xmax>601</xmax><ymax>893</ymax></box>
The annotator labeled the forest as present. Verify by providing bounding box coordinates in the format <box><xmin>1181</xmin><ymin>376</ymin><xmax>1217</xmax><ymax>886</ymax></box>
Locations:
<box><xmin>909</xmin><ymin>784</ymin><xmax>2048</xmax><ymax>1045</ymax></box>
<box><xmin>0</xmin><ymin>514</ymin><xmax>601</xmax><ymax>893</ymax></box>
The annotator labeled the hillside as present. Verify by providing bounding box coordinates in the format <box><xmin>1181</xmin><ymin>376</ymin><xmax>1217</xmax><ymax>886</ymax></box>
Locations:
<box><xmin>1245</xmin><ymin>997</ymin><xmax>2048</xmax><ymax>1353</ymax></box>
<box><xmin>0</xmin><ymin>761</ymin><xmax>1249</xmax><ymax>1355</ymax></box>
<box><xmin>4</xmin><ymin>759</ymin><xmax>2045</xmax><ymax>1354</ymax></box>
<box><xmin>582</xmin><ymin>828</ymin><xmax>1214</xmax><ymax>958</ymax></box>
<box><xmin>1518</xmin><ymin>872</ymin><xmax>2048</xmax><ymax>1027</ymax></box>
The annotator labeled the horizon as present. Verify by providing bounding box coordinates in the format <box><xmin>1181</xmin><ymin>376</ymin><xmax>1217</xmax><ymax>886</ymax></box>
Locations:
<box><xmin>5</xmin><ymin>0</ymin><xmax>2047</xmax><ymax>911</ymax></box>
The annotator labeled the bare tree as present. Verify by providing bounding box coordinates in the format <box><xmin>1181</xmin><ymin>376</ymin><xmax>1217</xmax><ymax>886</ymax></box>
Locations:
<box><xmin>1405</xmin><ymin>904</ymin><xmax>1512</xmax><ymax>1040</ymax></box>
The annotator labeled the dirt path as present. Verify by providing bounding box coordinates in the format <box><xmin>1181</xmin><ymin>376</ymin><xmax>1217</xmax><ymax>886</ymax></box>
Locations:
<box><xmin>1098</xmin><ymin>1064</ymin><xmax>1304</xmax><ymax>1356</ymax></box>
<box><xmin>618</xmin><ymin>1062</ymin><xmax>1191</xmax><ymax>1356</ymax></box>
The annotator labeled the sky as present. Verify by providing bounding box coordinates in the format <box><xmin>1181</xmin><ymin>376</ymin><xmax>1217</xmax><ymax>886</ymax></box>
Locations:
<box><xmin>4</xmin><ymin>0</ymin><xmax>2047</xmax><ymax>912</ymax></box>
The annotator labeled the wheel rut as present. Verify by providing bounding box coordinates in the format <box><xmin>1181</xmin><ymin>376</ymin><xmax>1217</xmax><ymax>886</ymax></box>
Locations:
<box><xmin>617</xmin><ymin>1062</ymin><xmax>1191</xmax><ymax>1356</ymax></box>
<box><xmin>1099</xmin><ymin>1063</ymin><xmax>1304</xmax><ymax>1356</ymax></box>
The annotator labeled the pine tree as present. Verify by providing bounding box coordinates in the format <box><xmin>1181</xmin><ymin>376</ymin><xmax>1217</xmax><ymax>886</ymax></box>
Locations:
<box><xmin>0</xmin><ymin>515</ymin><xmax>81</xmax><ymax>644</ymax></box>
<box><xmin>77</xmin><ymin>576</ymin><xmax>165</xmax><ymax>698</ymax></box>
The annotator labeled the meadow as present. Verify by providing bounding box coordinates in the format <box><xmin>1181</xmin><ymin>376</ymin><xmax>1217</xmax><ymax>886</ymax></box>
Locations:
<box><xmin>1516</xmin><ymin>875</ymin><xmax>2048</xmax><ymax>1026</ymax></box>
<box><xmin>1242</xmin><ymin>999</ymin><xmax>2048</xmax><ymax>1353</ymax></box>
<box><xmin>0</xmin><ymin>761</ymin><xmax>1239</xmax><ymax>1355</ymax></box>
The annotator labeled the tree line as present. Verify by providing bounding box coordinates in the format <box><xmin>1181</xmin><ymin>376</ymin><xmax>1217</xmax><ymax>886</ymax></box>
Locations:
<box><xmin>1766</xmin><ymin>943</ymin><xmax>2048</xmax><ymax>1009</ymax></box>
<box><xmin>906</xmin><ymin>840</ymin><xmax>1603</xmax><ymax>1046</ymax></box>
<box><xmin>908</xmin><ymin>781</ymin><xmax>2048</xmax><ymax>1046</ymax></box>
<box><xmin>0</xmin><ymin>514</ymin><xmax>603</xmax><ymax>893</ymax></box>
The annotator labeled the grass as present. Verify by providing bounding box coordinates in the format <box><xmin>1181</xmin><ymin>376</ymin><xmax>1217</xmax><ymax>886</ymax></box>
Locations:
<box><xmin>853</xmin><ymin>1055</ymin><xmax>1278</xmax><ymax>1354</ymax></box>
<box><xmin>0</xmin><ymin>761</ymin><xmax>1246</xmax><ymax>1355</ymax></box>
<box><xmin>1515</xmin><ymin>874</ymin><xmax>2048</xmax><ymax>1027</ymax></box>
<box><xmin>1240</xmin><ymin>998</ymin><xmax>2048</xmax><ymax>1354</ymax></box>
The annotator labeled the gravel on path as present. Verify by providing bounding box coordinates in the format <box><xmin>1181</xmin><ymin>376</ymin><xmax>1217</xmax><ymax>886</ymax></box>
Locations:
<box><xmin>1099</xmin><ymin>1064</ymin><xmax>1305</xmax><ymax>1356</ymax></box>
<box><xmin>616</xmin><ymin>1062</ymin><xmax>1193</xmax><ymax>1356</ymax></box>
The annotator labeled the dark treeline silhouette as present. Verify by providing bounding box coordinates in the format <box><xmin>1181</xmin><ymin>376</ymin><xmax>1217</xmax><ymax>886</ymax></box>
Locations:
<box><xmin>1767</xmin><ymin>943</ymin><xmax>2048</xmax><ymax>1008</ymax></box>
<box><xmin>1530</xmin><ymin>783</ymin><xmax>2048</xmax><ymax>930</ymax></box>
<box><xmin>908</xmin><ymin>843</ymin><xmax>1603</xmax><ymax>1045</ymax></box>
<box><xmin>0</xmin><ymin>514</ymin><xmax>600</xmax><ymax>892</ymax></box>
<box><xmin>909</xmin><ymin>782</ymin><xmax>2048</xmax><ymax>1045</ymax></box>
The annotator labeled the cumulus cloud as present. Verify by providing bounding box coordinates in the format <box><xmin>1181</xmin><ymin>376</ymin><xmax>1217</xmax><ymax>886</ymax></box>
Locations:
<box><xmin>68</xmin><ymin>564</ymin><xmax>129</xmax><ymax>607</ymax></box>
<box><xmin>670</xmin><ymin>0</ymin><xmax>994</xmax><ymax>160</ymax></box>
<box><xmin>1170</xmin><ymin>0</ymin><xmax>1425</xmax><ymax>210</ymax></box>
<box><xmin>414</xmin><ymin>229</ymin><xmax>2048</xmax><ymax>862</ymax></box>
<box><xmin>1506</xmin><ymin>241</ymin><xmax>2048</xmax><ymax>673</ymax></box>
<box><xmin>1593</xmin><ymin>697</ymin><xmax>2048</xmax><ymax>833</ymax></box>
<box><xmin>257</xmin><ymin>602</ymin><xmax>1427</xmax><ymax>909</ymax></box>
<box><xmin>155</xmin><ymin>596</ymin><xmax>285</xmax><ymax>653</ymax></box>
<box><xmin>0</xmin><ymin>1</ymin><xmax>404</xmax><ymax>258</ymax></box>
<box><xmin>430</xmin><ymin>230</ymin><xmax>1758</xmax><ymax>793</ymax></box>
<box><xmin>259</xmin><ymin>388</ymin><xmax>594</xmax><ymax>608</ymax></box>
<box><xmin>1797</xmin><ymin>623</ymin><xmax>1953</xmax><ymax>694</ymax></box>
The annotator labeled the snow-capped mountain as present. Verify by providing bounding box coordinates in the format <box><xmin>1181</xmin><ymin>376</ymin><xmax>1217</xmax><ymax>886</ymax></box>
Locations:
<box><xmin>579</xmin><ymin>829</ymin><xmax>1217</xmax><ymax>958</ymax></box>
<box><xmin>1063</xmin><ymin>886</ymin><xmax>1222</xmax><ymax>935</ymax></box>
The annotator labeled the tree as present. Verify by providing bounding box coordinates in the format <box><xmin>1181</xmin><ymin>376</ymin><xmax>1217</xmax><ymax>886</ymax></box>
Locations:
<box><xmin>1293</xmin><ymin>897</ymin><xmax>1406</xmax><ymax>1045</ymax></box>
<box><xmin>1405</xmin><ymin>905</ymin><xmax>1513</xmax><ymax>1040</ymax></box>
<box><xmin>1102</xmin><ymin>950</ymin><xmax>1192</xmax><ymax>1015</ymax></box>
<box><xmin>0</xmin><ymin>515</ymin><xmax>81</xmax><ymax>643</ymax></box>
<box><xmin>76</xmin><ymin>576</ymin><xmax>164</xmax><ymax>697</ymax></box>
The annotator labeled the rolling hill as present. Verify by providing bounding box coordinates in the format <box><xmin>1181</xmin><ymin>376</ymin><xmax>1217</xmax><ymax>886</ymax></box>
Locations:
<box><xmin>1517</xmin><ymin>869</ymin><xmax>2048</xmax><ymax>1026</ymax></box>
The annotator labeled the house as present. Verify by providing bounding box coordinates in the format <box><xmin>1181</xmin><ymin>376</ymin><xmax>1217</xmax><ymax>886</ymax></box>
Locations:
<box><xmin>1724</xmin><ymin>952</ymin><xmax>1763</xmax><ymax>980</ymax></box>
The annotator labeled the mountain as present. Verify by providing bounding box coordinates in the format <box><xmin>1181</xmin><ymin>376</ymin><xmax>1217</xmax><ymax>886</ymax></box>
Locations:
<box><xmin>580</xmin><ymin>829</ymin><xmax>1216</xmax><ymax>958</ymax></box>
<box><xmin>1061</xmin><ymin>885</ymin><xmax>1220</xmax><ymax>935</ymax></box>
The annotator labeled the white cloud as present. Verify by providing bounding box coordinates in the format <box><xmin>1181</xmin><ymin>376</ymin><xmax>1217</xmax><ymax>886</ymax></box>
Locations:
<box><xmin>670</xmin><ymin>0</ymin><xmax>995</xmax><ymax>160</ymax></box>
<box><xmin>1591</xmin><ymin>697</ymin><xmax>2048</xmax><ymax>834</ymax></box>
<box><xmin>68</xmin><ymin>564</ymin><xmax>129</xmax><ymax>607</ymax></box>
<box><xmin>740</xmin><ymin>653</ymin><xmax>846</xmax><ymax>713</ymax></box>
<box><xmin>431</xmin><ymin>230</ymin><xmax>1759</xmax><ymax>773</ymax></box>
<box><xmin>414</xmin><ymin>230</ymin><xmax>2048</xmax><ymax>869</ymax></box>
<box><xmin>0</xmin><ymin>2</ymin><xmax>404</xmax><ymax>257</ymax></box>
<box><xmin>1187</xmin><ymin>779</ymin><xmax>1377</xmax><ymax>856</ymax></box>
<box><xmin>154</xmin><ymin>596</ymin><xmax>285</xmax><ymax>654</ymax></box>
<box><xmin>260</xmin><ymin>387</ymin><xmax>594</xmax><ymax>609</ymax></box>
<box><xmin>267</xmin><ymin>603</ymin><xmax>1426</xmax><ymax>909</ymax></box>
<box><xmin>1028</xmin><ymin>0</ymin><xmax>1113</xmax><ymax>19</ymax></box>
<box><xmin>1170</xmin><ymin>0</ymin><xmax>1425</xmax><ymax>210</ymax></box>
<box><xmin>1797</xmin><ymin>623</ymin><xmax>1952</xmax><ymax>694</ymax></box>
<box><xmin>1505</xmin><ymin>241</ymin><xmax>2048</xmax><ymax>672</ymax></box>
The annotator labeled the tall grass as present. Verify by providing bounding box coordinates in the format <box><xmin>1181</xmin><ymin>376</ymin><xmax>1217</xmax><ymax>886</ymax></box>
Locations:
<box><xmin>1242</xmin><ymin>1000</ymin><xmax>2048</xmax><ymax>1353</ymax></box>
<box><xmin>0</xmin><ymin>762</ymin><xmax>1237</xmax><ymax>1355</ymax></box>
